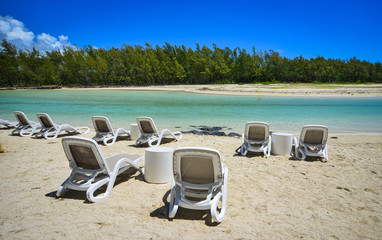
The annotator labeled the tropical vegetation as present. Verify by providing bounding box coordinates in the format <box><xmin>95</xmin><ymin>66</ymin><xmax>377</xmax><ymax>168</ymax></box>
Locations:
<box><xmin>0</xmin><ymin>39</ymin><xmax>381</xmax><ymax>87</ymax></box>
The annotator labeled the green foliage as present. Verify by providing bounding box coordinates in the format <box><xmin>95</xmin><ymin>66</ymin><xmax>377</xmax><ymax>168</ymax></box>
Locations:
<box><xmin>0</xmin><ymin>39</ymin><xmax>381</xmax><ymax>87</ymax></box>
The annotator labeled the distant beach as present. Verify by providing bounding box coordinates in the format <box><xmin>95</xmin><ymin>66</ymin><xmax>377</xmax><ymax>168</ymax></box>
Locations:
<box><xmin>66</xmin><ymin>83</ymin><xmax>382</xmax><ymax>97</ymax></box>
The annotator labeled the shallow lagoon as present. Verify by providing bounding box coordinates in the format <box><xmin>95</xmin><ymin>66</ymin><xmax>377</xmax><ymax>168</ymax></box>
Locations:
<box><xmin>0</xmin><ymin>89</ymin><xmax>381</xmax><ymax>134</ymax></box>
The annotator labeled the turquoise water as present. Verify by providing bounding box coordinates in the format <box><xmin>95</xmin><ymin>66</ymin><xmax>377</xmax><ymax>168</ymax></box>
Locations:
<box><xmin>1</xmin><ymin>89</ymin><xmax>381</xmax><ymax>134</ymax></box>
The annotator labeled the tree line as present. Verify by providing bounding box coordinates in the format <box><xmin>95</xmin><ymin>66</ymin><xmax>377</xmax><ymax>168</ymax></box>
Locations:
<box><xmin>0</xmin><ymin>39</ymin><xmax>381</xmax><ymax>87</ymax></box>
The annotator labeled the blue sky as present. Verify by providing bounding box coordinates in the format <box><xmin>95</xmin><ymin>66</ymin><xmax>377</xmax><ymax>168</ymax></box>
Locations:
<box><xmin>1</xmin><ymin>0</ymin><xmax>381</xmax><ymax>62</ymax></box>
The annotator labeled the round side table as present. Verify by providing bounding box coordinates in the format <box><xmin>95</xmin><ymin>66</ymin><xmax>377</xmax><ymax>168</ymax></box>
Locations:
<box><xmin>130</xmin><ymin>123</ymin><xmax>140</xmax><ymax>141</ymax></box>
<box><xmin>144</xmin><ymin>147</ymin><xmax>174</xmax><ymax>183</ymax></box>
<box><xmin>271</xmin><ymin>132</ymin><xmax>293</xmax><ymax>155</ymax></box>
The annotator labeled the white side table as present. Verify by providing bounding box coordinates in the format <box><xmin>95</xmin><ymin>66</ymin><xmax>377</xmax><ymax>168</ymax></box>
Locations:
<box><xmin>130</xmin><ymin>123</ymin><xmax>140</xmax><ymax>141</ymax></box>
<box><xmin>271</xmin><ymin>132</ymin><xmax>293</xmax><ymax>155</ymax></box>
<box><xmin>144</xmin><ymin>147</ymin><xmax>174</xmax><ymax>183</ymax></box>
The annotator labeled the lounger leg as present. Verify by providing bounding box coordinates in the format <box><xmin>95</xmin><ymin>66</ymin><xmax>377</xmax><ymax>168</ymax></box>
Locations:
<box><xmin>211</xmin><ymin>167</ymin><xmax>228</xmax><ymax>223</ymax></box>
<box><xmin>240</xmin><ymin>144</ymin><xmax>248</xmax><ymax>156</ymax></box>
<box><xmin>56</xmin><ymin>178</ymin><xmax>70</xmax><ymax>197</ymax></box>
<box><xmin>323</xmin><ymin>145</ymin><xmax>329</xmax><ymax>162</ymax></box>
<box><xmin>148</xmin><ymin>136</ymin><xmax>161</xmax><ymax>147</ymax></box>
<box><xmin>103</xmin><ymin>136</ymin><xmax>116</xmax><ymax>146</ymax></box>
<box><xmin>169</xmin><ymin>182</ymin><xmax>179</xmax><ymax>219</ymax></box>
<box><xmin>87</xmin><ymin>158</ymin><xmax>143</xmax><ymax>202</ymax></box>
<box><xmin>20</xmin><ymin>126</ymin><xmax>36</xmax><ymax>137</ymax></box>
<box><xmin>267</xmin><ymin>136</ymin><xmax>272</xmax><ymax>158</ymax></box>
<box><xmin>86</xmin><ymin>178</ymin><xmax>110</xmax><ymax>202</ymax></box>
<box><xmin>293</xmin><ymin>137</ymin><xmax>305</xmax><ymax>160</ymax></box>
<box><xmin>44</xmin><ymin>127</ymin><xmax>61</xmax><ymax>139</ymax></box>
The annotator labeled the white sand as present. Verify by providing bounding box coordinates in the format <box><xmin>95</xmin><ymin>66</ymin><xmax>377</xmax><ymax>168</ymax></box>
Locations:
<box><xmin>66</xmin><ymin>83</ymin><xmax>382</xmax><ymax>97</ymax></box>
<box><xmin>0</xmin><ymin>129</ymin><xmax>381</xmax><ymax>239</ymax></box>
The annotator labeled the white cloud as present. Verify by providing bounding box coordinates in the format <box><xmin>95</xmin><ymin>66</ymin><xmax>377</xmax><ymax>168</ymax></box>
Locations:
<box><xmin>34</xmin><ymin>33</ymin><xmax>72</xmax><ymax>52</ymax></box>
<box><xmin>0</xmin><ymin>15</ymin><xmax>72</xmax><ymax>52</ymax></box>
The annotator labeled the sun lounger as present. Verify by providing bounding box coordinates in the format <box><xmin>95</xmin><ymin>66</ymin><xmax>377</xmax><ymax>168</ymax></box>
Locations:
<box><xmin>236</xmin><ymin>121</ymin><xmax>271</xmax><ymax>157</ymax></box>
<box><xmin>293</xmin><ymin>125</ymin><xmax>329</xmax><ymax>162</ymax></box>
<box><xmin>136</xmin><ymin>117</ymin><xmax>182</xmax><ymax>147</ymax></box>
<box><xmin>12</xmin><ymin>111</ymin><xmax>41</xmax><ymax>137</ymax></box>
<box><xmin>169</xmin><ymin>147</ymin><xmax>228</xmax><ymax>223</ymax></box>
<box><xmin>0</xmin><ymin>119</ymin><xmax>18</xmax><ymax>129</ymax></box>
<box><xmin>92</xmin><ymin>116</ymin><xmax>130</xmax><ymax>146</ymax></box>
<box><xmin>36</xmin><ymin>113</ymin><xmax>89</xmax><ymax>139</ymax></box>
<box><xmin>56</xmin><ymin>137</ymin><xmax>144</xmax><ymax>202</ymax></box>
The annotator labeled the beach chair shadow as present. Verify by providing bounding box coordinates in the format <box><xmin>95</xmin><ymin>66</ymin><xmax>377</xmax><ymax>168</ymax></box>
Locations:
<box><xmin>234</xmin><ymin>151</ymin><xmax>266</xmax><ymax>158</ymax></box>
<box><xmin>130</xmin><ymin>138</ymin><xmax>174</xmax><ymax>148</ymax></box>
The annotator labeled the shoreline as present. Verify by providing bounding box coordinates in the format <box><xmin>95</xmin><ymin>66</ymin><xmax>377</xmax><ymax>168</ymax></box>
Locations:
<box><xmin>1</xmin><ymin>83</ymin><xmax>382</xmax><ymax>97</ymax></box>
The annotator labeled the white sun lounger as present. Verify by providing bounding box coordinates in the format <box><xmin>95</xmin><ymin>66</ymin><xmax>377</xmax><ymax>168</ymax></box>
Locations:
<box><xmin>0</xmin><ymin>119</ymin><xmax>18</xmax><ymax>129</ymax></box>
<box><xmin>12</xmin><ymin>111</ymin><xmax>41</xmax><ymax>137</ymax></box>
<box><xmin>236</xmin><ymin>121</ymin><xmax>271</xmax><ymax>157</ymax></box>
<box><xmin>293</xmin><ymin>125</ymin><xmax>329</xmax><ymax>162</ymax></box>
<box><xmin>35</xmin><ymin>113</ymin><xmax>89</xmax><ymax>139</ymax></box>
<box><xmin>56</xmin><ymin>137</ymin><xmax>144</xmax><ymax>202</ymax></box>
<box><xmin>169</xmin><ymin>147</ymin><xmax>228</xmax><ymax>223</ymax></box>
<box><xmin>92</xmin><ymin>116</ymin><xmax>130</xmax><ymax>146</ymax></box>
<box><xmin>136</xmin><ymin>117</ymin><xmax>182</xmax><ymax>147</ymax></box>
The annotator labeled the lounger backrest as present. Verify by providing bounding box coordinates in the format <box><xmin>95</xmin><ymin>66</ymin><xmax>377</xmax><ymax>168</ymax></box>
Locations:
<box><xmin>173</xmin><ymin>147</ymin><xmax>223</xmax><ymax>185</ymax></box>
<box><xmin>244</xmin><ymin>122</ymin><xmax>269</xmax><ymax>141</ymax></box>
<box><xmin>37</xmin><ymin>113</ymin><xmax>55</xmax><ymax>128</ymax></box>
<box><xmin>137</xmin><ymin>117</ymin><xmax>158</xmax><ymax>135</ymax></box>
<box><xmin>300</xmin><ymin>125</ymin><xmax>328</xmax><ymax>145</ymax></box>
<box><xmin>14</xmin><ymin>111</ymin><xmax>30</xmax><ymax>126</ymax></box>
<box><xmin>62</xmin><ymin>137</ymin><xmax>109</xmax><ymax>173</ymax></box>
<box><xmin>92</xmin><ymin>116</ymin><xmax>113</xmax><ymax>133</ymax></box>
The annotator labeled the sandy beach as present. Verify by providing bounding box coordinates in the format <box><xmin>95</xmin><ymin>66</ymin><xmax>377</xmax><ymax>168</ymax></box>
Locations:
<box><xmin>0</xmin><ymin>127</ymin><xmax>381</xmax><ymax>239</ymax></box>
<box><xmin>66</xmin><ymin>83</ymin><xmax>382</xmax><ymax>97</ymax></box>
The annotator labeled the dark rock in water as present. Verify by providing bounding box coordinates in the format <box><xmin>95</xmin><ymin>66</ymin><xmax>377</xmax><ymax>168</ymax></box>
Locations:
<box><xmin>210</xmin><ymin>131</ymin><xmax>226</xmax><ymax>136</ymax></box>
<box><xmin>174</xmin><ymin>126</ymin><xmax>181</xmax><ymax>128</ymax></box>
<box><xmin>192</xmin><ymin>130</ymin><xmax>202</xmax><ymax>135</ymax></box>
<box><xmin>182</xmin><ymin>130</ymin><xmax>198</xmax><ymax>134</ymax></box>
<box><xmin>228</xmin><ymin>128</ymin><xmax>232</xmax><ymax>130</ymax></box>
<box><xmin>182</xmin><ymin>125</ymin><xmax>239</xmax><ymax>138</ymax></box>
<box><xmin>228</xmin><ymin>132</ymin><xmax>241</xmax><ymax>138</ymax></box>
<box><xmin>198</xmin><ymin>125</ymin><xmax>212</xmax><ymax>131</ymax></box>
